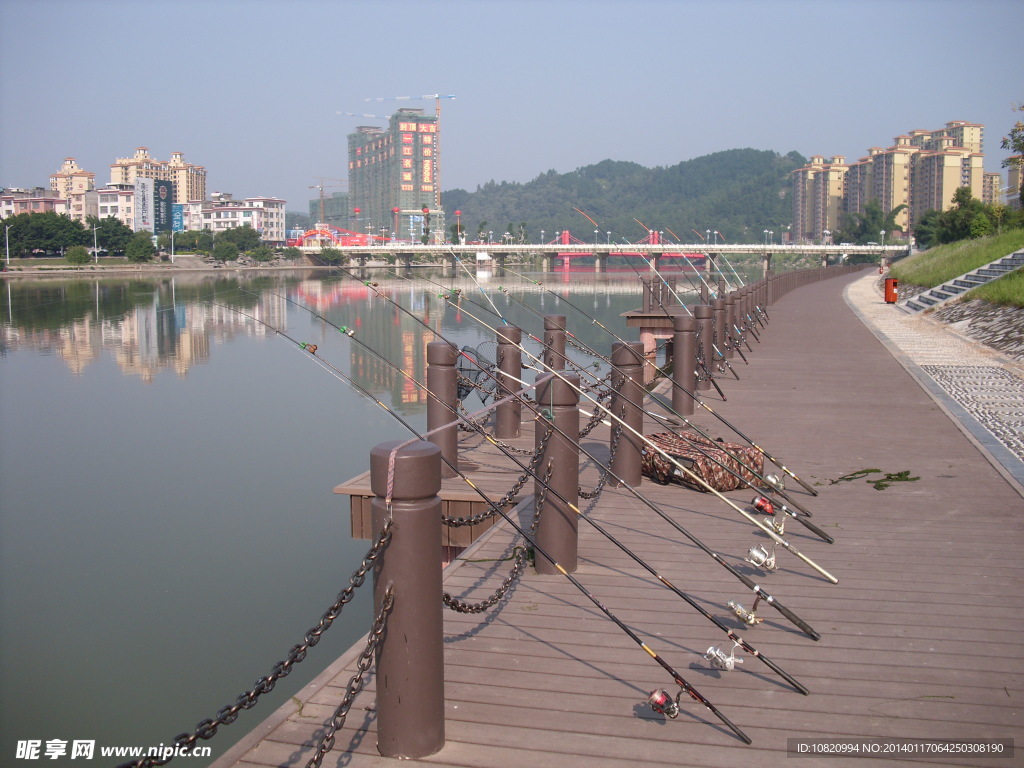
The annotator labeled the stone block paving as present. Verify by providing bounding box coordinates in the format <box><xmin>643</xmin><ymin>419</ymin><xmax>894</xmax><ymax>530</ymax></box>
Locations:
<box><xmin>845</xmin><ymin>273</ymin><xmax>1024</xmax><ymax>490</ymax></box>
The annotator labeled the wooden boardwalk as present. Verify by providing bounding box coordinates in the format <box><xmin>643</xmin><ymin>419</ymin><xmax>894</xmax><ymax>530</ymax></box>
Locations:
<box><xmin>213</xmin><ymin>269</ymin><xmax>1023</xmax><ymax>768</ymax></box>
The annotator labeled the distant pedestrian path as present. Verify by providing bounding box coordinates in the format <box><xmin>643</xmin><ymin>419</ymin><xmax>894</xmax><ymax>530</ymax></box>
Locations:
<box><xmin>845</xmin><ymin>273</ymin><xmax>1024</xmax><ymax>492</ymax></box>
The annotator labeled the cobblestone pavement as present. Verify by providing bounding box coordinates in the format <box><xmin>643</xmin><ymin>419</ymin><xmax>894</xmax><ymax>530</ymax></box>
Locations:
<box><xmin>844</xmin><ymin>272</ymin><xmax>1024</xmax><ymax>491</ymax></box>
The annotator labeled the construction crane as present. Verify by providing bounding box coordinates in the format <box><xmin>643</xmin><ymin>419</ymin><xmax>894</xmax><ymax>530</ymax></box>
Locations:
<box><xmin>309</xmin><ymin>177</ymin><xmax>345</xmax><ymax>225</ymax></box>
<box><xmin>337</xmin><ymin>111</ymin><xmax>388</xmax><ymax>121</ymax></box>
<box><xmin>362</xmin><ymin>93</ymin><xmax>454</xmax><ymax>209</ymax></box>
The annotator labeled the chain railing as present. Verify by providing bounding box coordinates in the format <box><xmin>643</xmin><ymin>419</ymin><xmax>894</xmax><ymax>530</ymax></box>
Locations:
<box><xmin>440</xmin><ymin>427</ymin><xmax>554</xmax><ymax>528</ymax></box>
<box><xmin>442</xmin><ymin>459</ymin><xmax>551</xmax><ymax>614</ymax></box>
<box><xmin>117</xmin><ymin>522</ymin><xmax>393</xmax><ymax>768</ymax></box>
<box><xmin>305</xmin><ymin>587</ymin><xmax>395</xmax><ymax>768</ymax></box>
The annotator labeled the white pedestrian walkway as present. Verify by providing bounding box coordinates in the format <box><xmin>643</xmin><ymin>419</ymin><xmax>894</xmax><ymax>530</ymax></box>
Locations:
<box><xmin>844</xmin><ymin>272</ymin><xmax>1024</xmax><ymax>494</ymax></box>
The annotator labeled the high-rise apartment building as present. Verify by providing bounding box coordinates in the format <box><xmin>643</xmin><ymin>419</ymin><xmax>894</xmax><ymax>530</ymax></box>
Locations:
<box><xmin>792</xmin><ymin>121</ymin><xmax>993</xmax><ymax>241</ymax></box>
<box><xmin>791</xmin><ymin>156</ymin><xmax>848</xmax><ymax>243</ymax></box>
<box><xmin>110</xmin><ymin>147</ymin><xmax>207</xmax><ymax>204</ymax></box>
<box><xmin>347</xmin><ymin>108</ymin><xmax>445</xmax><ymax>243</ymax></box>
<box><xmin>49</xmin><ymin>158</ymin><xmax>97</xmax><ymax>225</ymax></box>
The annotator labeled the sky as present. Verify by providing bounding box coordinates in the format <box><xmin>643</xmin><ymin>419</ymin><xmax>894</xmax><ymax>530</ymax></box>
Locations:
<box><xmin>1</xmin><ymin>0</ymin><xmax>1022</xmax><ymax>213</ymax></box>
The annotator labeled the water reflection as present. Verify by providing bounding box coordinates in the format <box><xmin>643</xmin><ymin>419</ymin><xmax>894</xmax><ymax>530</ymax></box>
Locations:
<box><xmin>2</xmin><ymin>266</ymin><xmax>720</xmax><ymax>413</ymax></box>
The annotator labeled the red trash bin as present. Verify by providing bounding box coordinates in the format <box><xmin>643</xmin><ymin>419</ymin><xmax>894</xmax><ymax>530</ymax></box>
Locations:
<box><xmin>884</xmin><ymin>277</ymin><xmax>898</xmax><ymax>304</ymax></box>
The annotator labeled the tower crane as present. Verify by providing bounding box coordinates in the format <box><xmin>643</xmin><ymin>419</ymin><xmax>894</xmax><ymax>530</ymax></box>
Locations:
<box><xmin>309</xmin><ymin>177</ymin><xmax>345</xmax><ymax>226</ymax></box>
<box><xmin>362</xmin><ymin>93</ymin><xmax>454</xmax><ymax>210</ymax></box>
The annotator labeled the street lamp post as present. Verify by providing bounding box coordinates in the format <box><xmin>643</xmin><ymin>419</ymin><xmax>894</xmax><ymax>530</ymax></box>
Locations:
<box><xmin>92</xmin><ymin>225</ymin><xmax>99</xmax><ymax>263</ymax></box>
<box><xmin>5</xmin><ymin>225</ymin><xmax>10</xmax><ymax>267</ymax></box>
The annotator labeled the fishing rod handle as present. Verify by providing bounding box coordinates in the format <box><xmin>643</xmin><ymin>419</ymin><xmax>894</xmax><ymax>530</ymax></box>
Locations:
<box><xmin>757</xmin><ymin>590</ymin><xmax>821</xmax><ymax>641</ymax></box>
<box><xmin>794</xmin><ymin>514</ymin><xmax>834</xmax><ymax>544</ymax></box>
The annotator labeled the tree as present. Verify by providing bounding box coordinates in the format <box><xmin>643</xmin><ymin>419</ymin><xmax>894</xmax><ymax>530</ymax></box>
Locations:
<box><xmin>65</xmin><ymin>245</ymin><xmax>91</xmax><ymax>265</ymax></box>
<box><xmin>969</xmin><ymin>211</ymin><xmax>992</xmax><ymax>239</ymax></box>
<box><xmin>832</xmin><ymin>199</ymin><xmax>907</xmax><ymax>246</ymax></box>
<box><xmin>213</xmin><ymin>240</ymin><xmax>239</xmax><ymax>262</ymax></box>
<box><xmin>317</xmin><ymin>247</ymin><xmax>344</xmax><ymax>266</ymax></box>
<box><xmin>86</xmin><ymin>215</ymin><xmax>133</xmax><ymax>255</ymax></box>
<box><xmin>251</xmin><ymin>244</ymin><xmax>274</xmax><ymax>262</ymax></box>
<box><xmin>125</xmin><ymin>231</ymin><xmax>155</xmax><ymax>263</ymax></box>
<box><xmin>1001</xmin><ymin>102</ymin><xmax>1024</xmax><ymax>200</ymax></box>
<box><xmin>219</xmin><ymin>224</ymin><xmax>261</xmax><ymax>252</ymax></box>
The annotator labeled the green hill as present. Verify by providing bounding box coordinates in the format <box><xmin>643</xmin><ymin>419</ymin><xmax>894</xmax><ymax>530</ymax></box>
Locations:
<box><xmin>442</xmin><ymin>148</ymin><xmax>806</xmax><ymax>245</ymax></box>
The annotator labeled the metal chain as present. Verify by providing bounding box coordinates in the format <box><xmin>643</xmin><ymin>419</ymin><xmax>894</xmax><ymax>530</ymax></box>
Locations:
<box><xmin>441</xmin><ymin>427</ymin><xmax>554</xmax><ymax>527</ymax></box>
<box><xmin>579</xmin><ymin>384</ymin><xmax>625</xmax><ymax>500</ymax></box>
<box><xmin>305</xmin><ymin>588</ymin><xmax>395</xmax><ymax>768</ymax></box>
<box><xmin>116</xmin><ymin>523</ymin><xmax>393</xmax><ymax>768</ymax></box>
<box><xmin>457</xmin><ymin>372</ymin><xmax>498</xmax><ymax>401</ymax></box>
<box><xmin>443</xmin><ymin>458</ymin><xmax>551</xmax><ymax>614</ymax></box>
<box><xmin>578</xmin><ymin>386</ymin><xmax>612</xmax><ymax>439</ymax></box>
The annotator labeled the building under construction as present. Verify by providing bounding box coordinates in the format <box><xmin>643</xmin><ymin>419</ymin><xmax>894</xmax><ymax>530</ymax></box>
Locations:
<box><xmin>347</xmin><ymin>107</ymin><xmax>445</xmax><ymax>243</ymax></box>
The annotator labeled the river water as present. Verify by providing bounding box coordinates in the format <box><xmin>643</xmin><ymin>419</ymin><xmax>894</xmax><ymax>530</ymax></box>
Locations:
<box><xmin>0</xmin><ymin>263</ymin><xmax>737</xmax><ymax>765</ymax></box>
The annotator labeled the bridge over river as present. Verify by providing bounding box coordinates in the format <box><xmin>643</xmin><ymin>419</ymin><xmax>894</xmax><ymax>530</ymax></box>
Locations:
<box><xmin>300</xmin><ymin>241</ymin><xmax>908</xmax><ymax>273</ymax></box>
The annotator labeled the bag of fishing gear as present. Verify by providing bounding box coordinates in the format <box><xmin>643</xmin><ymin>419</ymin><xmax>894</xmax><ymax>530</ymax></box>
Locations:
<box><xmin>640</xmin><ymin>431</ymin><xmax>764</xmax><ymax>492</ymax></box>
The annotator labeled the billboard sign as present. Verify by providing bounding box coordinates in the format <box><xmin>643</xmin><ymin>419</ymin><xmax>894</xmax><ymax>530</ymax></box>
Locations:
<box><xmin>134</xmin><ymin>178</ymin><xmax>153</xmax><ymax>233</ymax></box>
<box><xmin>153</xmin><ymin>180</ymin><xmax>173</xmax><ymax>233</ymax></box>
<box><xmin>172</xmin><ymin>204</ymin><xmax>185</xmax><ymax>232</ymax></box>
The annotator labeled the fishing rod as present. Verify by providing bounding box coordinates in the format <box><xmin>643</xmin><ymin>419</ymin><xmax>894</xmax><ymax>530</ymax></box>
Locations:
<box><xmin>709</xmin><ymin>237</ymin><xmax>770</xmax><ymax>325</ymax></box>
<box><xmin>212</xmin><ymin>299</ymin><xmax>753</xmax><ymax>743</ymax></box>
<box><xmin>275</xmin><ymin>291</ymin><xmax>812</xmax><ymax>694</ymax></box>
<box><xmin>432</xmin><ymin>290</ymin><xmax>838</xmax><ymax>585</ymax></box>
<box><xmin>323</xmin><ymin>273</ymin><xmax>825</xmax><ymax>637</ymax></box>
<box><xmin>380</xmin><ymin>271</ymin><xmax>819</xmax><ymax>523</ymax></box>
<box><xmin>515</xmin><ymin>248</ymin><xmax>815</xmax><ymax>497</ymax></box>
<box><xmin>619</xmin><ymin>248</ymin><xmax>744</xmax><ymax>381</ymax></box>
<box><xmin>475</xmin><ymin>264</ymin><xmax>819</xmax><ymax>499</ymax></box>
<box><xmin>427</xmin><ymin>265</ymin><xmax>819</xmax><ymax>514</ymax></box>
<box><xmin>443</xmin><ymin>284</ymin><xmax>821</xmax><ymax>527</ymax></box>
<box><xmin>685</xmin><ymin>229</ymin><xmax>766</xmax><ymax>336</ymax></box>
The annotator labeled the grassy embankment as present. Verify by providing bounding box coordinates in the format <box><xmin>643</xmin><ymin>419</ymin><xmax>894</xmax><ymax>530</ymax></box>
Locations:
<box><xmin>890</xmin><ymin>229</ymin><xmax>1024</xmax><ymax>308</ymax></box>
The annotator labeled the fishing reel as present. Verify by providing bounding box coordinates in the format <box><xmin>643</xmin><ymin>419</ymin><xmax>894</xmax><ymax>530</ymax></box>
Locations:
<box><xmin>647</xmin><ymin>688</ymin><xmax>680</xmax><ymax>719</ymax></box>
<box><xmin>727</xmin><ymin>599</ymin><xmax>763</xmax><ymax>625</ymax></box>
<box><xmin>704</xmin><ymin>641</ymin><xmax>744</xmax><ymax>671</ymax></box>
<box><xmin>763</xmin><ymin>472</ymin><xmax>785</xmax><ymax>492</ymax></box>
<box><xmin>744</xmin><ymin>541</ymin><xmax>778</xmax><ymax>571</ymax></box>
<box><xmin>752</xmin><ymin>495</ymin><xmax>785</xmax><ymax>535</ymax></box>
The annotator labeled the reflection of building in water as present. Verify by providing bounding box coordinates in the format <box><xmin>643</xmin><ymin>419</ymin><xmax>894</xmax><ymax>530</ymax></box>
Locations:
<box><xmin>58</xmin><ymin>317</ymin><xmax>100</xmax><ymax>375</ymax></box>
<box><xmin>344</xmin><ymin>290</ymin><xmax>433</xmax><ymax>412</ymax></box>
<box><xmin>4</xmin><ymin>279</ymin><xmax>292</xmax><ymax>381</ymax></box>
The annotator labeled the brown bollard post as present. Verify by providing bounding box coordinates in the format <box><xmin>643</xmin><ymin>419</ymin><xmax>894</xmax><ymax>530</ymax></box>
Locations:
<box><xmin>370</xmin><ymin>440</ymin><xmax>444</xmax><ymax>759</ymax></box>
<box><xmin>495</xmin><ymin>326</ymin><xmax>522</xmax><ymax>439</ymax></box>
<box><xmin>426</xmin><ymin>340</ymin><xmax>458</xmax><ymax>478</ymax></box>
<box><xmin>672</xmin><ymin>315</ymin><xmax>697</xmax><ymax>416</ymax></box>
<box><xmin>724</xmin><ymin>293</ymin><xmax>737</xmax><ymax>360</ymax></box>
<box><xmin>543</xmin><ymin>314</ymin><xmax>568</xmax><ymax>370</ymax></box>
<box><xmin>711</xmin><ymin>298</ymin><xmax>726</xmax><ymax>364</ymax></box>
<box><xmin>694</xmin><ymin>304</ymin><xmax>714</xmax><ymax>391</ymax></box>
<box><xmin>610</xmin><ymin>342</ymin><xmax>645</xmax><ymax>487</ymax></box>
<box><xmin>534</xmin><ymin>372</ymin><xmax>580</xmax><ymax>574</ymax></box>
